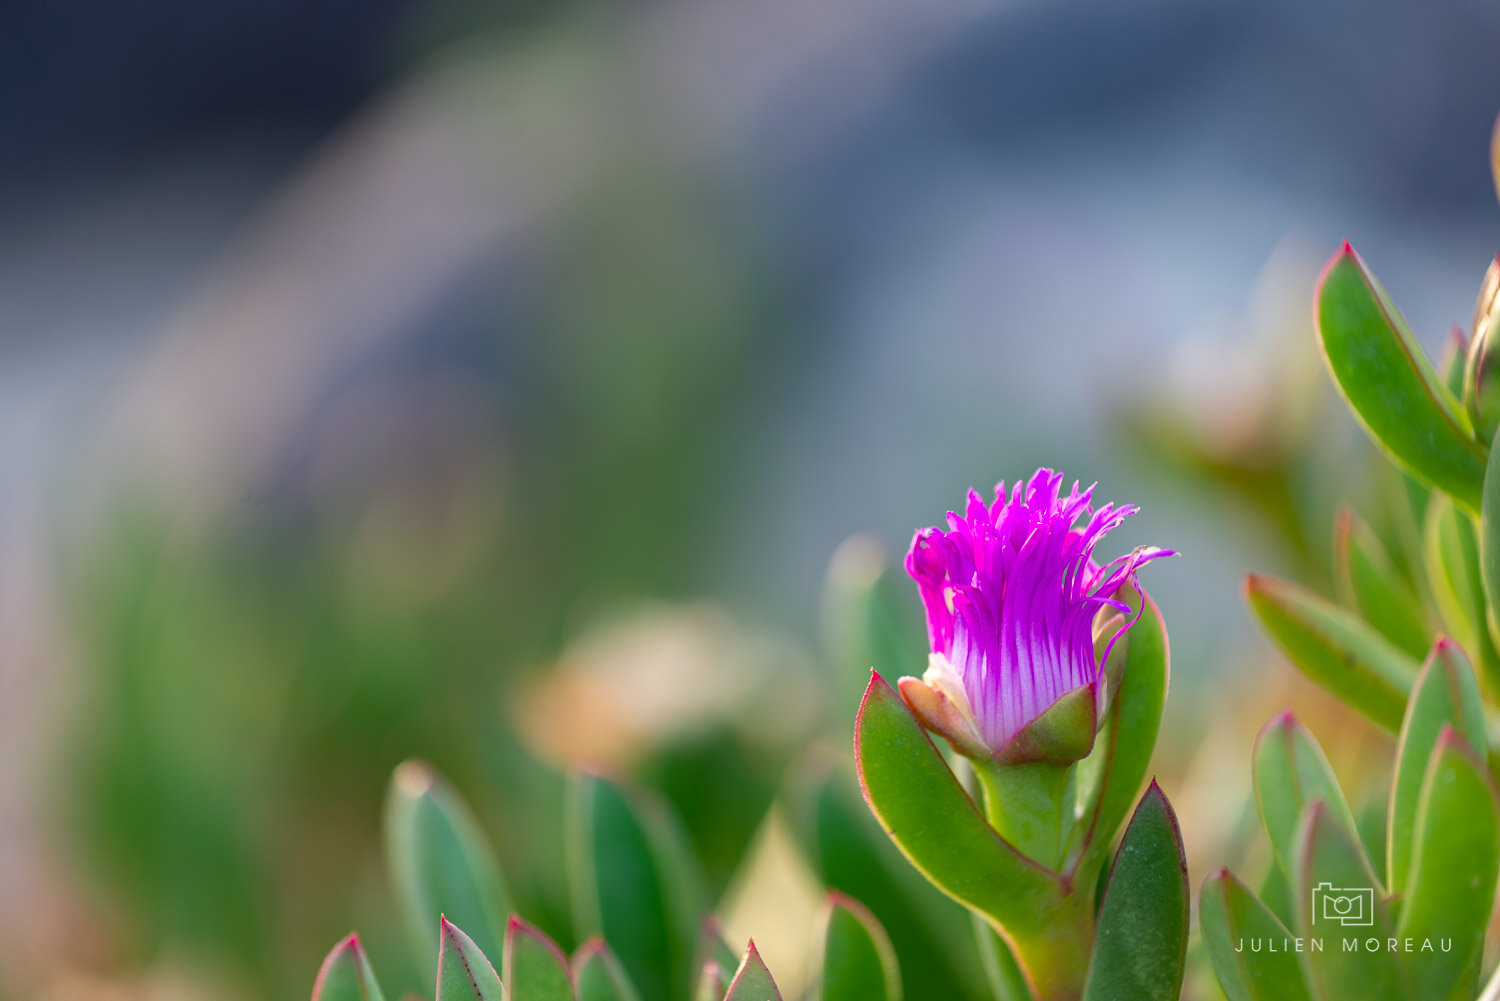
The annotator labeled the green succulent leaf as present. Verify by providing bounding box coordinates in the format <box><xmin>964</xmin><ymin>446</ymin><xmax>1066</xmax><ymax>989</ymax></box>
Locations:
<box><xmin>572</xmin><ymin>940</ymin><xmax>642</xmax><ymax>1001</ymax></box>
<box><xmin>1295</xmin><ymin>803</ymin><xmax>1410</xmax><ymax>1001</ymax></box>
<box><xmin>1253</xmin><ymin>712</ymin><xmax>1362</xmax><ymax>882</ymax></box>
<box><xmin>312</xmin><ymin>934</ymin><xmax>388</xmax><ymax>1001</ymax></box>
<box><xmin>1069</xmin><ymin>586</ymin><xmax>1170</xmax><ymax>882</ymax></box>
<box><xmin>1198</xmin><ymin>869</ymin><xmax>1312</xmax><ymax>1001</ymax></box>
<box><xmin>1463</xmin><ymin>255</ymin><xmax>1500</xmax><ymax>442</ymax></box>
<box><xmin>1244</xmin><ymin>574</ymin><xmax>1420</xmax><ymax>731</ymax></box>
<box><xmin>972</xmin><ymin>914</ymin><xmax>1036</xmax><ymax>1001</ymax></box>
<box><xmin>438</xmin><ymin>918</ymin><xmax>509</xmax><ymax>1001</ymax></box>
<box><xmin>822</xmin><ymin>537</ymin><xmax>926</xmax><ymax>723</ymax></box>
<box><xmin>385</xmin><ymin>761</ymin><xmax>511</xmax><ymax>980</ymax></box>
<box><xmin>1314</xmin><ymin>243</ymin><xmax>1484</xmax><ymax>510</ymax></box>
<box><xmin>723</xmin><ymin>942</ymin><xmax>782</xmax><ymax>1001</ymax></box>
<box><xmin>567</xmin><ymin>771</ymin><xmax>702</xmax><ymax>1001</ymax></box>
<box><xmin>853</xmin><ymin>673</ymin><xmax>1063</xmax><ymax>929</ymax></box>
<box><xmin>1421</xmin><ymin>495</ymin><xmax>1500</xmax><ymax>687</ymax></box>
<box><xmin>1081</xmin><ymin>782</ymin><xmax>1189</xmax><ymax>1001</ymax></box>
<box><xmin>1334</xmin><ymin>507</ymin><xmax>1432</xmax><ymax>659</ymax></box>
<box><xmin>691</xmin><ymin>917</ymin><xmax>740</xmax><ymax>981</ymax></box>
<box><xmin>1479</xmin><ymin>431</ymin><xmax>1500</xmax><ymax>668</ymax></box>
<box><xmin>814</xmin><ymin>892</ymin><xmax>902</xmax><ymax>1001</ymax></box>
<box><xmin>1387</xmin><ymin>639</ymin><xmax>1487</xmax><ymax>894</ymax></box>
<box><xmin>1397</xmin><ymin>729</ymin><xmax>1500</xmax><ymax>1001</ymax></box>
<box><xmin>503</xmin><ymin>917</ymin><xmax>575</xmax><ymax>1001</ymax></box>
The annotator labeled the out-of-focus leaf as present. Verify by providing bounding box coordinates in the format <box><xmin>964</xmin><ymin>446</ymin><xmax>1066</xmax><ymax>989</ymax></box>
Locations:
<box><xmin>386</xmin><ymin>761</ymin><xmax>511</xmax><ymax>980</ymax></box>
<box><xmin>1081</xmin><ymin>783</ymin><xmax>1188</xmax><ymax>1001</ymax></box>
<box><xmin>853</xmin><ymin>673</ymin><xmax>1063</xmax><ymax>930</ymax></box>
<box><xmin>1253</xmin><ymin>712</ymin><xmax>1361</xmax><ymax>880</ymax></box>
<box><xmin>1422</xmin><ymin>496</ymin><xmax>1499</xmax><ymax>681</ymax></box>
<box><xmin>1314</xmin><ymin>243</ymin><xmax>1484</xmax><ymax>510</ymax></box>
<box><xmin>814</xmin><ymin>892</ymin><xmax>901</xmax><ymax>1001</ymax></box>
<box><xmin>1398</xmin><ymin>729</ymin><xmax>1499</xmax><ymax>1001</ymax></box>
<box><xmin>723</xmin><ymin>942</ymin><xmax>782</xmax><ymax>1001</ymax></box>
<box><xmin>504</xmin><ymin>917</ymin><xmax>574</xmax><ymax>1001</ymax></box>
<box><xmin>691</xmin><ymin>917</ymin><xmax>740</xmax><ymax>981</ymax></box>
<box><xmin>1295</xmin><ymin>804</ymin><xmax>1410</xmax><ymax>1001</ymax></box>
<box><xmin>1464</xmin><ymin>256</ymin><xmax>1500</xmax><ymax>442</ymax></box>
<box><xmin>572</xmin><ymin>939</ymin><xmax>642</xmax><ymax>1001</ymax></box>
<box><xmin>312</xmin><ymin>934</ymin><xmax>388</xmax><ymax>1001</ymax></box>
<box><xmin>1479</xmin><ymin>429</ymin><xmax>1500</xmax><ymax>673</ymax></box>
<box><xmin>822</xmin><ymin>537</ymin><xmax>925</xmax><ymax>723</ymax></box>
<box><xmin>1334</xmin><ymin>507</ymin><xmax>1431</xmax><ymax>658</ymax></box>
<box><xmin>1388</xmin><ymin>640</ymin><xmax>1486</xmax><ymax>894</ymax></box>
<box><xmin>692</xmin><ymin>962</ymin><xmax>731</xmax><ymax>1001</ymax></box>
<box><xmin>1245</xmin><ymin>574</ymin><xmax>1419</xmax><ymax>731</ymax></box>
<box><xmin>1198</xmin><ymin>869</ymin><xmax>1312</xmax><ymax>1001</ymax></box>
<box><xmin>784</xmin><ymin>754</ymin><xmax>987</xmax><ymax>1000</ymax></box>
<box><xmin>567</xmin><ymin>772</ymin><xmax>701</xmax><ymax>1001</ymax></box>
<box><xmin>972</xmin><ymin>915</ymin><xmax>1035</xmax><ymax>1001</ymax></box>
<box><xmin>1068</xmin><ymin>586</ymin><xmax>1169</xmax><ymax>882</ymax></box>
<box><xmin>437</xmin><ymin>918</ymin><xmax>508</xmax><ymax>1001</ymax></box>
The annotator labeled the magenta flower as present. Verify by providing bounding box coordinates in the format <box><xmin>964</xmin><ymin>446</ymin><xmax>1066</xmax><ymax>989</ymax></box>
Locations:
<box><xmin>901</xmin><ymin>468</ymin><xmax>1171</xmax><ymax>764</ymax></box>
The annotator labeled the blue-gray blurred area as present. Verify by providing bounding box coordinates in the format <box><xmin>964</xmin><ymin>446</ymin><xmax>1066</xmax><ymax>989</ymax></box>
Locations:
<box><xmin>1</xmin><ymin>0</ymin><xmax>1499</xmax><ymax>997</ymax></box>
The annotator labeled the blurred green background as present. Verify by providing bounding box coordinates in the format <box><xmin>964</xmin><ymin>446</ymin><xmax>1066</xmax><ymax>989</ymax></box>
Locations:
<box><xmin>4</xmin><ymin>1</ymin><xmax>1500</xmax><ymax>998</ymax></box>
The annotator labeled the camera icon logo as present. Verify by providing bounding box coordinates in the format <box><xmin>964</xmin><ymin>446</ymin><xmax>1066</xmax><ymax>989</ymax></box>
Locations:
<box><xmin>1312</xmin><ymin>882</ymin><xmax>1374</xmax><ymax>926</ymax></box>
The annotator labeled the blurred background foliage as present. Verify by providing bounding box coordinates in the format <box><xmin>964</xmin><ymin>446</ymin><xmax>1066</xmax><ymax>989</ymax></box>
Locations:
<box><xmin>4</xmin><ymin>1</ymin><xmax>1500</xmax><ymax>999</ymax></box>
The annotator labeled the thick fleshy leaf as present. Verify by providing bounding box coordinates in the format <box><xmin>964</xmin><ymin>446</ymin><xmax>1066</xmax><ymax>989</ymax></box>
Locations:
<box><xmin>1315</xmin><ymin>243</ymin><xmax>1484</xmax><ymax>510</ymax></box>
<box><xmin>312</xmin><ymin>934</ymin><xmax>388</xmax><ymax>1001</ymax></box>
<box><xmin>723</xmin><ymin>942</ymin><xmax>782</xmax><ymax>1001</ymax></box>
<box><xmin>1244</xmin><ymin>574</ymin><xmax>1419</xmax><ymax>731</ymax></box>
<box><xmin>783</xmin><ymin>755</ymin><xmax>987</xmax><ymax>1000</ymax></box>
<box><xmin>1253</xmin><ymin>712</ymin><xmax>1362</xmax><ymax>882</ymax></box>
<box><xmin>504</xmin><ymin>917</ymin><xmax>574</xmax><ymax>1001</ymax></box>
<box><xmin>972</xmin><ymin>915</ymin><xmax>1036</xmax><ymax>1001</ymax></box>
<box><xmin>1081</xmin><ymin>783</ymin><xmax>1188</xmax><ymax>1001</ymax></box>
<box><xmin>814</xmin><ymin>892</ymin><xmax>901</xmax><ymax>1001</ymax></box>
<box><xmin>437</xmin><ymin>918</ymin><xmax>508</xmax><ymax>1001</ymax></box>
<box><xmin>1068</xmin><ymin>587</ymin><xmax>1170</xmax><ymax>882</ymax></box>
<box><xmin>853</xmin><ymin>673</ymin><xmax>1063</xmax><ymax>930</ymax></box>
<box><xmin>691</xmin><ymin>917</ymin><xmax>740</xmax><ymax>982</ymax></box>
<box><xmin>567</xmin><ymin>772</ymin><xmax>701</xmax><ymax>1001</ymax></box>
<box><xmin>1295</xmin><ymin>804</ymin><xmax>1410</xmax><ymax>1001</ymax></box>
<box><xmin>1334</xmin><ymin>507</ymin><xmax>1431</xmax><ymax>659</ymax></box>
<box><xmin>822</xmin><ymin>537</ymin><xmax>926</xmax><ymax>724</ymax></box>
<box><xmin>386</xmin><ymin>762</ymin><xmax>511</xmax><ymax>979</ymax></box>
<box><xmin>1198</xmin><ymin>870</ymin><xmax>1312</xmax><ymax>1001</ymax></box>
<box><xmin>572</xmin><ymin>940</ymin><xmax>642</xmax><ymax>1001</ymax></box>
<box><xmin>1397</xmin><ymin>730</ymin><xmax>1500</xmax><ymax>1001</ymax></box>
<box><xmin>1387</xmin><ymin>639</ymin><xmax>1487</xmax><ymax>894</ymax></box>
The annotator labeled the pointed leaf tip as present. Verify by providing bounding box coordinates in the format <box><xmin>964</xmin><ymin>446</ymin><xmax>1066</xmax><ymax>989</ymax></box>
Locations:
<box><xmin>312</xmin><ymin>933</ymin><xmax>387</xmax><ymax>1001</ymax></box>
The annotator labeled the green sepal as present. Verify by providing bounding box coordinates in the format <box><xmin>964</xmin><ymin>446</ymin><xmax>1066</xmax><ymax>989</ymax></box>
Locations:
<box><xmin>567</xmin><ymin>772</ymin><xmax>702</xmax><ymax>1001</ymax></box>
<box><xmin>312</xmin><ymin>934</ymin><xmax>388</xmax><ymax>1001</ymax></box>
<box><xmin>1198</xmin><ymin>869</ymin><xmax>1312</xmax><ymax>1001</ymax></box>
<box><xmin>1314</xmin><ymin>243</ymin><xmax>1484</xmax><ymax>510</ymax></box>
<box><xmin>1081</xmin><ymin>782</ymin><xmax>1188</xmax><ymax>1001</ymax></box>
<box><xmin>1387</xmin><ymin>639</ymin><xmax>1487</xmax><ymax>894</ymax></box>
<box><xmin>813</xmin><ymin>892</ymin><xmax>902</xmax><ymax>1001</ymax></box>
<box><xmin>1333</xmin><ymin>506</ymin><xmax>1432</xmax><ymax>659</ymax></box>
<box><xmin>1253</xmin><ymin>712</ymin><xmax>1362</xmax><ymax>882</ymax></box>
<box><xmin>385</xmin><ymin>761</ymin><xmax>511</xmax><ymax>980</ymax></box>
<box><xmin>1397</xmin><ymin>729</ymin><xmax>1500</xmax><ymax>1001</ymax></box>
<box><xmin>853</xmin><ymin>672</ymin><xmax>1064</xmax><ymax>929</ymax></box>
<box><xmin>438</xmin><ymin>918</ymin><xmax>509</xmax><ymax>1001</ymax></box>
<box><xmin>1068</xmin><ymin>586</ymin><xmax>1169</xmax><ymax>883</ymax></box>
<box><xmin>994</xmin><ymin>684</ymin><xmax>1095</xmax><ymax>765</ymax></box>
<box><xmin>1244</xmin><ymin>574</ymin><xmax>1419</xmax><ymax>731</ymax></box>
<box><xmin>504</xmin><ymin>917</ymin><xmax>575</xmax><ymax>1001</ymax></box>
<box><xmin>1295</xmin><ymin>803</ymin><xmax>1410</xmax><ymax>1001</ymax></box>
<box><xmin>572</xmin><ymin>939</ymin><xmax>642</xmax><ymax>1001</ymax></box>
<box><xmin>723</xmin><ymin>942</ymin><xmax>782</xmax><ymax>1001</ymax></box>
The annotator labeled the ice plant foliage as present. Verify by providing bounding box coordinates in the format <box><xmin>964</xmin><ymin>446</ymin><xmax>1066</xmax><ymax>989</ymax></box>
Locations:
<box><xmin>902</xmin><ymin>469</ymin><xmax>1171</xmax><ymax>763</ymax></box>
